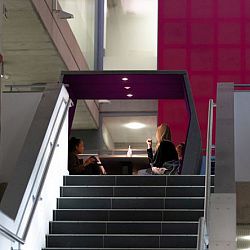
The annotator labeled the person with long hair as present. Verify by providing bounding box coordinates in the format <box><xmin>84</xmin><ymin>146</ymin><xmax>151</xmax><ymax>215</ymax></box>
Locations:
<box><xmin>145</xmin><ymin>123</ymin><xmax>179</xmax><ymax>175</ymax></box>
<box><xmin>68</xmin><ymin>137</ymin><xmax>106</xmax><ymax>175</ymax></box>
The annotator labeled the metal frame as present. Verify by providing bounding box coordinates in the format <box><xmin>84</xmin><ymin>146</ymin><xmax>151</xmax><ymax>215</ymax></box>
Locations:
<box><xmin>94</xmin><ymin>0</ymin><xmax>104</xmax><ymax>70</ymax></box>
<box><xmin>62</xmin><ymin>70</ymin><xmax>202</xmax><ymax>174</ymax></box>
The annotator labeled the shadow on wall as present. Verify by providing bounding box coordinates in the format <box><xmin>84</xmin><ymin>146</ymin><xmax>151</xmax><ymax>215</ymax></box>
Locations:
<box><xmin>0</xmin><ymin>183</ymin><xmax>7</xmax><ymax>202</ymax></box>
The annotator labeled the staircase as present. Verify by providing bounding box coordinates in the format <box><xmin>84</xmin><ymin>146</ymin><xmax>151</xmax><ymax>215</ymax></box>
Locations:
<box><xmin>43</xmin><ymin>175</ymin><xmax>212</xmax><ymax>250</ymax></box>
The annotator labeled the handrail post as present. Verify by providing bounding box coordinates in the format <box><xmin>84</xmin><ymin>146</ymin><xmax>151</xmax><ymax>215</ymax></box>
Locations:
<box><xmin>197</xmin><ymin>217</ymin><xmax>205</xmax><ymax>250</ymax></box>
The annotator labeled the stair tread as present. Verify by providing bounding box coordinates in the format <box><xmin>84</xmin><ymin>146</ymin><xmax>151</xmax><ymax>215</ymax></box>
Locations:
<box><xmin>45</xmin><ymin>175</ymin><xmax>206</xmax><ymax>249</ymax></box>
<box><xmin>50</xmin><ymin>221</ymin><xmax>199</xmax><ymax>223</ymax></box>
<box><xmin>58</xmin><ymin>197</ymin><xmax>204</xmax><ymax>199</ymax></box>
<box><xmin>62</xmin><ymin>185</ymin><xmax>207</xmax><ymax>187</ymax></box>
<box><xmin>46</xmin><ymin>233</ymin><xmax>197</xmax><ymax>237</ymax></box>
<box><xmin>55</xmin><ymin>208</ymin><xmax>204</xmax><ymax>211</ymax></box>
<box><xmin>43</xmin><ymin>248</ymin><xmax>196</xmax><ymax>250</ymax></box>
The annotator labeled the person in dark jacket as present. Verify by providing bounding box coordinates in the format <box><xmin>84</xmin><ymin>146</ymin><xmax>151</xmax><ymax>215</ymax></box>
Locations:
<box><xmin>144</xmin><ymin>123</ymin><xmax>178</xmax><ymax>175</ymax></box>
<box><xmin>68</xmin><ymin>137</ymin><xmax>106</xmax><ymax>175</ymax></box>
<box><xmin>176</xmin><ymin>142</ymin><xmax>185</xmax><ymax>174</ymax></box>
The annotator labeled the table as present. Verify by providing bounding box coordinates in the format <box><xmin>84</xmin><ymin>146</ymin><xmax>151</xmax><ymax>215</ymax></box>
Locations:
<box><xmin>99</xmin><ymin>155</ymin><xmax>149</xmax><ymax>175</ymax></box>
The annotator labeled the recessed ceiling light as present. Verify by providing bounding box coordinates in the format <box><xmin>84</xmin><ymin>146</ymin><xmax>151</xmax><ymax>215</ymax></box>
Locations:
<box><xmin>98</xmin><ymin>99</ymin><xmax>111</xmax><ymax>104</ymax></box>
<box><xmin>124</xmin><ymin>86</ymin><xmax>131</xmax><ymax>90</ymax></box>
<box><xmin>122</xmin><ymin>77</ymin><xmax>128</xmax><ymax>81</ymax></box>
<box><xmin>124</xmin><ymin>122</ymin><xmax>146</xmax><ymax>129</ymax></box>
<box><xmin>127</xmin><ymin>93</ymin><xmax>133</xmax><ymax>97</ymax></box>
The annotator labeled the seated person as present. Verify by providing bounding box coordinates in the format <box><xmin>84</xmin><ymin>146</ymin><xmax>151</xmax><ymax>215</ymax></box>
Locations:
<box><xmin>176</xmin><ymin>142</ymin><xmax>185</xmax><ymax>174</ymax></box>
<box><xmin>139</xmin><ymin>123</ymin><xmax>178</xmax><ymax>175</ymax></box>
<box><xmin>68</xmin><ymin>137</ymin><xmax>106</xmax><ymax>175</ymax></box>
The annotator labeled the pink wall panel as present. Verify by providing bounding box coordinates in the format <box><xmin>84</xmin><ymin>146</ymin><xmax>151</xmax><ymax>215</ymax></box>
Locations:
<box><xmin>158</xmin><ymin>0</ymin><xmax>250</xmax><ymax>146</ymax></box>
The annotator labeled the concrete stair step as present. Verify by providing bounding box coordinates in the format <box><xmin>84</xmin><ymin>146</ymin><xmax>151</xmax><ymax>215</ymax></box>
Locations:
<box><xmin>46</xmin><ymin>234</ymin><xmax>197</xmax><ymax>248</ymax></box>
<box><xmin>49</xmin><ymin>221</ymin><xmax>198</xmax><ymax>234</ymax></box>
<box><xmin>53</xmin><ymin>209</ymin><xmax>204</xmax><ymax>222</ymax></box>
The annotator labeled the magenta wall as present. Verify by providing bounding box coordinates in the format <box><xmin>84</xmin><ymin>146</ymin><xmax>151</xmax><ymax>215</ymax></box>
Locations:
<box><xmin>158</xmin><ymin>0</ymin><xmax>250</xmax><ymax>146</ymax></box>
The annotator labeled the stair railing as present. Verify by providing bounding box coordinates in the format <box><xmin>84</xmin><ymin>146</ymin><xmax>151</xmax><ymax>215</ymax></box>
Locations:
<box><xmin>0</xmin><ymin>85</ymin><xmax>71</xmax><ymax>248</ymax></box>
<box><xmin>197</xmin><ymin>99</ymin><xmax>216</xmax><ymax>250</ymax></box>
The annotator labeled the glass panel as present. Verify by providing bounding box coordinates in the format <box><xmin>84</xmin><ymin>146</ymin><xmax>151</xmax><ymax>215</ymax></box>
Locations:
<box><xmin>59</xmin><ymin>0</ymin><xmax>96</xmax><ymax>69</ymax></box>
<box><xmin>104</xmin><ymin>0</ymin><xmax>158</xmax><ymax>70</ymax></box>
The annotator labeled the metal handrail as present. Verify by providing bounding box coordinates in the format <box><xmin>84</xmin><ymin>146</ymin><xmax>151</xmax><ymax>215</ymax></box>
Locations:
<box><xmin>0</xmin><ymin>92</ymin><xmax>70</xmax><ymax>245</ymax></box>
<box><xmin>197</xmin><ymin>99</ymin><xmax>215</xmax><ymax>250</ymax></box>
<box><xmin>204</xmin><ymin>99</ymin><xmax>214</xmax><ymax>225</ymax></box>
<box><xmin>0</xmin><ymin>224</ymin><xmax>24</xmax><ymax>244</ymax></box>
<box><xmin>22</xmin><ymin>97</ymin><xmax>71</xmax><ymax>241</ymax></box>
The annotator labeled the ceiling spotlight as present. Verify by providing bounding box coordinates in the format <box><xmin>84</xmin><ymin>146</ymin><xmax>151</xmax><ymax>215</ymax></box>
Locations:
<box><xmin>124</xmin><ymin>86</ymin><xmax>131</xmax><ymax>90</ymax></box>
<box><xmin>124</xmin><ymin>122</ymin><xmax>146</xmax><ymax>129</ymax></box>
<box><xmin>127</xmin><ymin>93</ymin><xmax>133</xmax><ymax>97</ymax></box>
<box><xmin>122</xmin><ymin>77</ymin><xmax>128</xmax><ymax>81</ymax></box>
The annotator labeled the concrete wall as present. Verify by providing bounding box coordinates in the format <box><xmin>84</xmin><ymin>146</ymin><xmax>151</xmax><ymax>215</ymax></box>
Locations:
<box><xmin>234</xmin><ymin>92</ymin><xmax>250</xmax><ymax>223</ymax></box>
<box><xmin>234</xmin><ymin>92</ymin><xmax>250</xmax><ymax>224</ymax></box>
<box><xmin>32</xmin><ymin>0</ymin><xmax>89</xmax><ymax>70</ymax></box>
<box><xmin>0</xmin><ymin>92</ymin><xmax>42</xmax><ymax>183</ymax></box>
<box><xmin>234</xmin><ymin>92</ymin><xmax>250</xmax><ymax>181</ymax></box>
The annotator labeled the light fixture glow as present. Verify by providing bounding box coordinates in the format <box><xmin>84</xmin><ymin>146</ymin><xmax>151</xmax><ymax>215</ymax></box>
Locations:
<box><xmin>98</xmin><ymin>99</ymin><xmax>111</xmax><ymax>104</ymax></box>
<box><xmin>122</xmin><ymin>77</ymin><xmax>128</xmax><ymax>81</ymax></box>
<box><xmin>124</xmin><ymin>122</ymin><xmax>146</xmax><ymax>129</ymax></box>
<box><xmin>238</xmin><ymin>236</ymin><xmax>250</xmax><ymax>240</ymax></box>
<box><xmin>0</xmin><ymin>74</ymin><xmax>9</xmax><ymax>79</ymax></box>
<box><xmin>124</xmin><ymin>86</ymin><xmax>131</xmax><ymax>90</ymax></box>
<box><xmin>127</xmin><ymin>93</ymin><xmax>133</xmax><ymax>97</ymax></box>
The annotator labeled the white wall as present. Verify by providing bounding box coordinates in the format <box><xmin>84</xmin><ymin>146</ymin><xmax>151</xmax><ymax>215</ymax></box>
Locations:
<box><xmin>234</xmin><ymin>92</ymin><xmax>250</xmax><ymax>181</ymax></box>
<box><xmin>0</xmin><ymin>234</ymin><xmax>12</xmax><ymax>250</ymax></box>
<box><xmin>104</xmin><ymin>0</ymin><xmax>158</xmax><ymax>70</ymax></box>
<box><xmin>0</xmin><ymin>92</ymin><xmax>42</xmax><ymax>183</ymax></box>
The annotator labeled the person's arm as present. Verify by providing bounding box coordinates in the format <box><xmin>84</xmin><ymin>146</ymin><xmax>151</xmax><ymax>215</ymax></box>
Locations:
<box><xmin>146</xmin><ymin>139</ymin><xmax>153</xmax><ymax>163</ymax></box>
<box><xmin>99</xmin><ymin>165</ymin><xmax>107</xmax><ymax>175</ymax></box>
<box><xmin>68</xmin><ymin>153</ymin><xmax>85</xmax><ymax>174</ymax></box>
